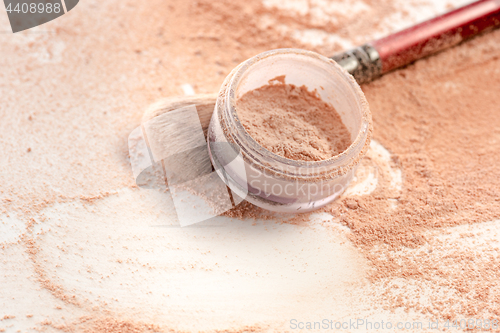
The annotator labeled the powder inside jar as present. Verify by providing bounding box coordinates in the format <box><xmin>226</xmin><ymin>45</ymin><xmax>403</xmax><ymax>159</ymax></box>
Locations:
<box><xmin>236</xmin><ymin>77</ymin><xmax>352</xmax><ymax>162</ymax></box>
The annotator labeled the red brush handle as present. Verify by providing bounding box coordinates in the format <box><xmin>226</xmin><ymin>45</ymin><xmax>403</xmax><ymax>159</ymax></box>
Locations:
<box><xmin>372</xmin><ymin>0</ymin><xmax>500</xmax><ymax>73</ymax></box>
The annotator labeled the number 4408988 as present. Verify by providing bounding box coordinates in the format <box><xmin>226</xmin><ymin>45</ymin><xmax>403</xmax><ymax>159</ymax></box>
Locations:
<box><xmin>444</xmin><ymin>319</ymin><xmax>499</xmax><ymax>330</ymax></box>
<box><xmin>6</xmin><ymin>2</ymin><xmax>61</xmax><ymax>14</ymax></box>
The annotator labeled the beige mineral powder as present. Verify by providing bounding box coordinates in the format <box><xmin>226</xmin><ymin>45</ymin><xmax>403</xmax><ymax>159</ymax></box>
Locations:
<box><xmin>236</xmin><ymin>77</ymin><xmax>351</xmax><ymax>161</ymax></box>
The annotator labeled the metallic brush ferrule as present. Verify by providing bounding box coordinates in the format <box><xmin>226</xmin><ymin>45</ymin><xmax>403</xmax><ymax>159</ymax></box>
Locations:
<box><xmin>331</xmin><ymin>44</ymin><xmax>382</xmax><ymax>84</ymax></box>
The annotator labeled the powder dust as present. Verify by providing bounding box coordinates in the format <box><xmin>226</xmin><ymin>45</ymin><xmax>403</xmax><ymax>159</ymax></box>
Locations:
<box><xmin>228</xmin><ymin>27</ymin><xmax>500</xmax><ymax>322</ymax></box>
<box><xmin>342</xmin><ymin>28</ymin><xmax>500</xmax><ymax>319</ymax></box>
<box><xmin>236</xmin><ymin>77</ymin><xmax>351</xmax><ymax>161</ymax></box>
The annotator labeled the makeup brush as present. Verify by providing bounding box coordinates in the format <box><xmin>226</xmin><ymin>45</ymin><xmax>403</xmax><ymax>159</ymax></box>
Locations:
<box><xmin>143</xmin><ymin>93</ymin><xmax>217</xmax><ymax>135</ymax></box>
<box><xmin>143</xmin><ymin>0</ymin><xmax>500</xmax><ymax>129</ymax></box>
<box><xmin>333</xmin><ymin>0</ymin><xmax>500</xmax><ymax>83</ymax></box>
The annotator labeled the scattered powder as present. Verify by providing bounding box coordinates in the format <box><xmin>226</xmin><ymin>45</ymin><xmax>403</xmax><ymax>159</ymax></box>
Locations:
<box><xmin>341</xmin><ymin>29</ymin><xmax>500</xmax><ymax>319</ymax></box>
<box><xmin>236</xmin><ymin>77</ymin><xmax>351</xmax><ymax>161</ymax></box>
<box><xmin>40</xmin><ymin>316</ymin><xmax>167</xmax><ymax>333</ymax></box>
<box><xmin>222</xmin><ymin>200</ymin><xmax>276</xmax><ymax>221</ymax></box>
<box><xmin>228</xmin><ymin>27</ymin><xmax>500</xmax><ymax>321</ymax></box>
<box><xmin>83</xmin><ymin>318</ymin><xmax>163</xmax><ymax>333</ymax></box>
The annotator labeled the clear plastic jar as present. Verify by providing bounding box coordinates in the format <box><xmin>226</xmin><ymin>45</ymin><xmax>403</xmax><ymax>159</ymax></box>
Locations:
<box><xmin>208</xmin><ymin>49</ymin><xmax>372</xmax><ymax>213</ymax></box>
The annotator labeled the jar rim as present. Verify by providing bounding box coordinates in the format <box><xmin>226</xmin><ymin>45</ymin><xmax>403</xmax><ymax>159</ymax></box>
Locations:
<box><xmin>223</xmin><ymin>48</ymin><xmax>372</xmax><ymax>179</ymax></box>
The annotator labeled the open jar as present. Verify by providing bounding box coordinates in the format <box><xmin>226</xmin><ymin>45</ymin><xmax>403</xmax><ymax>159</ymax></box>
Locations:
<box><xmin>208</xmin><ymin>49</ymin><xmax>372</xmax><ymax>213</ymax></box>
